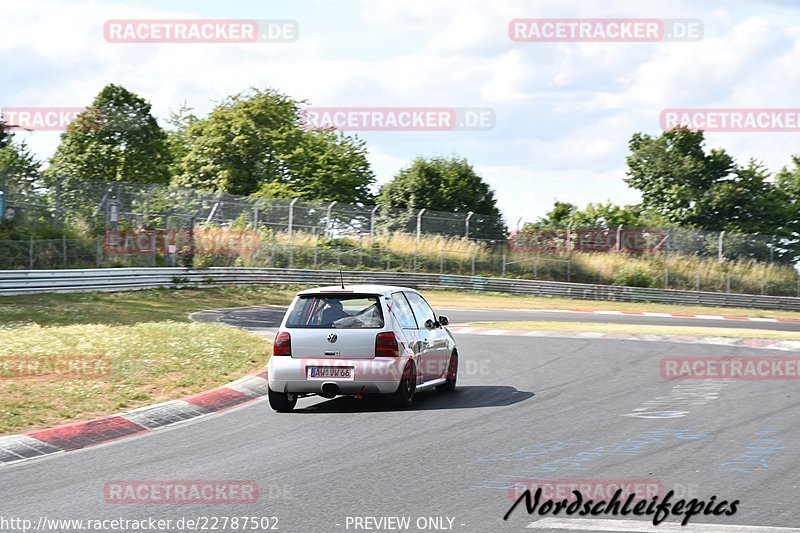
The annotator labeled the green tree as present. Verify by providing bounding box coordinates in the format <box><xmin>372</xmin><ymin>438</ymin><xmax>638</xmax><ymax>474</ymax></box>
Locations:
<box><xmin>625</xmin><ymin>128</ymin><xmax>799</xmax><ymax>262</ymax></box>
<box><xmin>173</xmin><ymin>88</ymin><xmax>375</xmax><ymax>203</ymax></box>
<box><xmin>165</xmin><ymin>102</ymin><xmax>198</xmax><ymax>181</ymax></box>
<box><xmin>701</xmin><ymin>160</ymin><xmax>790</xmax><ymax>235</ymax></box>
<box><xmin>625</xmin><ymin>127</ymin><xmax>736</xmax><ymax>228</ymax></box>
<box><xmin>377</xmin><ymin>156</ymin><xmax>506</xmax><ymax>239</ymax></box>
<box><xmin>775</xmin><ymin>156</ymin><xmax>800</xmax><ymax>262</ymax></box>
<box><xmin>527</xmin><ymin>201</ymin><xmax>576</xmax><ymax>229</ymax></box>
<box><xmin>572</xmin><ymin>201</ymin><xmax>642</xmax><ymax>228</ymax></box>
<box><xmin>0</xmin><ymin>140</ymin><xmax>42</xmax><ymax>202</ymax></box>
<box><xmin>48</xmin><ymin>84</ymin><xmax>172</xmax><ymax>184</ymax></box>
<box><xmin>279</xmin><ymin>129</ymin><xmax>374</xmax><ymax>203</ymax></box>
<box><xmin>625</xmin><ymin>127</ymin><xmax>794</xmax><ymax>234</ymax></box>
<box><xmin>0</xmin><ymin>116</ymin><xmax>11</xmax><ymax>151</ymax></box>
<box><xmin>525</xmin><ymin>200</ymin><xmax>641</xmax><ymax>230</ymax></box>
<box><xmin>776</xmin><ymin>156</ymin><xmax>800</xmax><ymax>231</ymax></box>
<box><xmin>0</xmin><ymin>140</ymin><xmax>47</xmax><ymax>230</ymax></box>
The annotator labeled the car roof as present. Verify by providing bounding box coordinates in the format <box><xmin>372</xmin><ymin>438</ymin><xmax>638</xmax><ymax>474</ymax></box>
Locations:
<box><xmin>296</xmin><ymin>284</ymin><xmax>419</xmax><ymax>297</ymax></box>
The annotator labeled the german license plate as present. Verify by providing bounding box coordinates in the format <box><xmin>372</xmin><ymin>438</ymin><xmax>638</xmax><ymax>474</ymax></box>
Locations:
<box><xmin>307</xmin><ymin>367</ymin><xmax>354</xmax><ymax>380</ymax></box>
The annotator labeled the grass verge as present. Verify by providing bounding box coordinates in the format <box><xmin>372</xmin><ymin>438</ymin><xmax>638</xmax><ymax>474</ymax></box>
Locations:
<box><xmin>464</xmin><ymin>321</ymin><xmax>800</xmax><ymax>341</ymax></box>
<box><xmin>0</xmin><ymin>285</ymin><xmax>301</xmax><ymax>328</ymax></box>
<box><xmin>0</xmin><ymin>286</ymin><xmax>303</xmax><ymax>435</ymax></box>
<box><xmin>0</xmin><ymin>322</ymin><xmax>267</xmax><ymax>435</ymax></box>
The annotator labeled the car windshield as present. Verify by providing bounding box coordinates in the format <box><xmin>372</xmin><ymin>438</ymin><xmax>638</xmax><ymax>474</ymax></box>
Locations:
<box><xmin>286</xmin><ymin>294</ymin><xmax>384</xmax><ymax>328</ymax></box>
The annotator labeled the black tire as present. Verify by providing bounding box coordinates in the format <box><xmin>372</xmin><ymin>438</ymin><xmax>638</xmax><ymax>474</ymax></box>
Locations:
<box><xmin>389</xmin><ymin>363</ymin><xmax>416</xmax><ymax>407</ymax></box>
<box><xmin>268</xmin><ymin>387</ymin><xmax>297</xmax><ymax>412</ymax></box>
<box><xmin>437</xmin><ymin>351</ymin><xmax>458</xmax><ymax>392</ymax></box>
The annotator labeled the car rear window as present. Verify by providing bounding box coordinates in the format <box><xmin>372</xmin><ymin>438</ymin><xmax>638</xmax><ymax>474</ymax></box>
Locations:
<box><xmin>286</xmin><ymin>294</ymin><xmax>385</xmax><ymax>328</ymax></box>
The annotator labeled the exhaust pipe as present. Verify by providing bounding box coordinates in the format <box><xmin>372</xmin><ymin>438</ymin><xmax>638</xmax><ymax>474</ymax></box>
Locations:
<box><xmin>320</xmin><ymin>382</ymin><xmax>340</xmax><ymax>398</ymax></box>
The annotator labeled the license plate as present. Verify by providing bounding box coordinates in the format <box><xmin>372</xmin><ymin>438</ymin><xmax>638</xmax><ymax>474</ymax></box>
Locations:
<box><xmin>307</xmin><ymin>367</ymin><xmax>354</xmax><ymax>380</ymax></box>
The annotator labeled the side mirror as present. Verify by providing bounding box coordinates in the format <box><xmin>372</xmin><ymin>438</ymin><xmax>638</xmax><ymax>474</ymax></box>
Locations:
<box><xmin>438</xmin><ymin>315</ymin><xmax>449</xmax><ymax>326</ymax></box>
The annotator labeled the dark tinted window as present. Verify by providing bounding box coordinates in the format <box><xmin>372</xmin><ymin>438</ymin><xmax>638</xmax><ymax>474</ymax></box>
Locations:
<box><xmin>286</xmin><ymin>294</ymin><xmax>384</xmax><ymax>328</ymax></box>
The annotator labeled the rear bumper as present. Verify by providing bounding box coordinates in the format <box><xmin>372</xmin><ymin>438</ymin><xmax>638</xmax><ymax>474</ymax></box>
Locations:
<box><xmin>268</xmin><ymin>356</ymin><xmax>408</xmax><ymax>394</ymax></box>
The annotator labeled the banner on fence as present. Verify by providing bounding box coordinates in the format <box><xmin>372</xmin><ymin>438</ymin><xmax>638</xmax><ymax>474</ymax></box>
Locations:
<box><xmin>509</xmin><ymin>229</ymin><xmax>666</xmax><ymax>254</ymax></box>
<box><xmin>103</xmin><ymin>230</ymin><xmax>260</xmax><ymax>256</ymax></box>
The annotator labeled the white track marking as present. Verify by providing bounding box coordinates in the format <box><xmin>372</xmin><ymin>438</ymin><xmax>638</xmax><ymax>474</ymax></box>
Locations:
<box><xmin>441</xmin><ymin>307</ymin><xmax>787</xmax><ymax>322</ymax></box>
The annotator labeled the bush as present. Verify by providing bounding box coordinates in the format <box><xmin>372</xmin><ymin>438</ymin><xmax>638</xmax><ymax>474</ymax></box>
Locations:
<box><xmin>317</xmin><ymin>237</ymin><xmax>357</xmax><ymax>248</ymax></box>
<box><xmin>0</xmin><ymin>220</ymin><xmax>85</xmax><ymax>240</ymax></box>
<box><xmin>613</xmin><ymin>265</ymin><xmax>657</xmax><ymax>288</ymax></box>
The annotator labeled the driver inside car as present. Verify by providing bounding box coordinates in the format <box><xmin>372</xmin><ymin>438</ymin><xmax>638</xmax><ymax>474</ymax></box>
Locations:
<box><xmin>320</xmin><ymin>299</ymin><xmax>350</xmax><ymax>326</ymax></box>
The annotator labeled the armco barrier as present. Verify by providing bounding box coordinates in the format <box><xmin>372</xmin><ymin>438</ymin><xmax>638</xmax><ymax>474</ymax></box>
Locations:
<box><xmin>1</xmin><ymin>267</ymin><xmax>800</xmax><ymax>311</ymax></box>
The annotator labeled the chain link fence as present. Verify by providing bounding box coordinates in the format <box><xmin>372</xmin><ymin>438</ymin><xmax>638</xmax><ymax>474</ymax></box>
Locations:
<box><xmin>1</xmin><ymin>174</ymin><xmax>798</xmax><ymax>297</ymax></box>
<box><xmin>509</xmin><ymin>227</ymin><xmax>784</xmax><ymax>264</ymax></box>
<box><xmin>0</xmin><ymin>174</ymin><xmax>507</xmax><ymax>241</ymax></box>
<box><xmin>1</xmin><ymin>173</ymin><xmax>789</xmax><ymax>259</ymax></box>
<box><xmin>1</xmin><ymin>235</ymin><xmax>799</xmax><ymax>297</ymax></box>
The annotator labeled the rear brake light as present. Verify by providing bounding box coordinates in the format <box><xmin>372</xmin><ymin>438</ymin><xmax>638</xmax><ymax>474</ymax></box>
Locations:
<box><xmin>273</xmin><ymin>331</ymin><xmax>292</xmax><ymax>356</ymax></box>
<box><xmin>375</xmin><ymin>331</ymin><xmax>399</xmax><ymax>357</ymax></box>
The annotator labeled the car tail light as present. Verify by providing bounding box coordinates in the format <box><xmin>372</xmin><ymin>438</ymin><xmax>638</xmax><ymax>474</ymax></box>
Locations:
<box><xmin>273</xmin><ymin>331</ymin><xmax>292</xmax><ymax>356</ymax></box>
<box><xmin>375</xmin><ymin>331</ymin><xmax>399</xmax><ymax>357</ymax></box>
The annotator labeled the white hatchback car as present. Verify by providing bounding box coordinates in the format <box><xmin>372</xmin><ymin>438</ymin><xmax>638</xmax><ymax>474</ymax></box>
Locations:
<box><xmin>267</xmin><ymin>284</ymin><xmax>458</xmax><ymax>412</ymax></box>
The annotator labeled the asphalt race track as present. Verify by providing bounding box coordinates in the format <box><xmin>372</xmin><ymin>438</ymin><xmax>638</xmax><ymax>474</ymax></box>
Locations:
<box><xmin>192</xmin><ymin>305</ymin><xmax>800</xmax><ymax>333</ymax></box>
<box><xmin>2</xmin><ymin>307</ymin><xmax>799</xmax><ymax>532</ymax></box>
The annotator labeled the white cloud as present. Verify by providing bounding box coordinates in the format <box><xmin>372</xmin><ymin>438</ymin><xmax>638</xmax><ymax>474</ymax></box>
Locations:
<box><xmin>480</xmin><ymin>51</ymin><xmax>531</xmax><ymax>102</ymax></box>
<box><xmin>3</xmin><ymin>0</ymin><xmax>800</xmax><ymax>224</ymax></box>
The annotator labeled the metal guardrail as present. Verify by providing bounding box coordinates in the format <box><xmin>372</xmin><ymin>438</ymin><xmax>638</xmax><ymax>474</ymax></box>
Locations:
<box><xmin>1</xmin><ymin>267</ymin><xmax>800</xmax><ymax>311</ymax></box>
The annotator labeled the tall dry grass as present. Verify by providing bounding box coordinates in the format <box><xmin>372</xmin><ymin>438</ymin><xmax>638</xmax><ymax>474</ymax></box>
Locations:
<box><xmin>573</xmin><ymin>252</ymin><xmax>794</xmax><ymax>281</ymax></box>
<box><xmin>371</xmin><ymin>232</ymin><xmax>486</xmax><ymax>259</ymax></box>
<box><xmin>210</xmin><ymin>224</ymin><xmax>796</xmax><ymax>293</ymax></box>
<box><xmin>270</xmin><ymin>230</ymin><xmax>487</xmax><ymax>260</ymax></box>
<box><xmin>555</xmin><ymin>252</ymin><xmax>797</xmax><ymax>293</ymax></box>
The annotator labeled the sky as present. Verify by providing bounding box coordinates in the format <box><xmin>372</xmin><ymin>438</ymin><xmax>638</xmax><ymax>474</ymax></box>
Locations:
<box><xmin>2</xmin><ymin>0</ymin><xmax>800</xmax><ymax>227</ymax></box>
